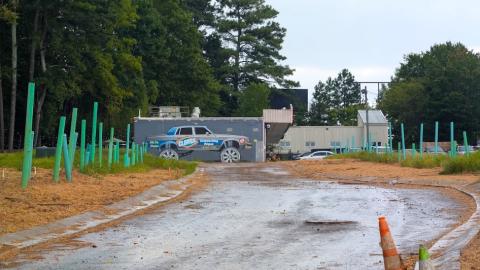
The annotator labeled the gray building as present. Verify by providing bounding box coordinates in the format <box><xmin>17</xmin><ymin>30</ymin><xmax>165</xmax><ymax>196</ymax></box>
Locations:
<box><xmin>134</xmin><ymin>107</ymin><xmax>293</xmax><ymax>162</ymax></box>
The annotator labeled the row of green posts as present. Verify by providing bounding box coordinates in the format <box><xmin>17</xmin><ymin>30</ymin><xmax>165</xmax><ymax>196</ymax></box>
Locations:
<box><xmin>332</xmin><ymin>119</ymin><xmax>471</xmax><ymax>160</ymax></box>
<box><xmin>21</xmin><ymin>82</ymin><xmax>148</xmax><ymax>189</ymax></box>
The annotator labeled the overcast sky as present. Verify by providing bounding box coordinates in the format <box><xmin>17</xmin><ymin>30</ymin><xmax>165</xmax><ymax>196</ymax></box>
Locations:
<box><xmin>265</xmin><ymin>0</ymin><xmax>480</xmax><ymax>103</ymax></box>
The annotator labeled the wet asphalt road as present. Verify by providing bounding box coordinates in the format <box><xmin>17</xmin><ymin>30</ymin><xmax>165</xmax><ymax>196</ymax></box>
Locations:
<box><xmin>13</xmin><ymin>163</ymin><xmax>462</xmax><ymax>270</ymax></box>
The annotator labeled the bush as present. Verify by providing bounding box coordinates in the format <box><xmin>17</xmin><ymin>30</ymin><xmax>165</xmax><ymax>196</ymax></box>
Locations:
<box><xmin>441</xmin><ymin>152</ymin><xmax>480</xmax><ymax>174</ymax></box>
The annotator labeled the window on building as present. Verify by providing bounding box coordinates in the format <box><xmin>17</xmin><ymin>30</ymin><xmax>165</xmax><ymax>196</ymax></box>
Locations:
<box><xmin>280</xmin><ymin>141</ymin><xmax>291</xmax><ymax>147</ymax></box>
<box><xmin>305</xmin><ymin>141</ymin><xmax>315</xmax><ymax>147</ymax></box>
<box><xmin>330</xmin><ymin>141</ymin><xmax>341</xmax><ymax>147</ymax></box>
<box><xmin>179</xmin><ymin>127</ymin><xmax>193</xmax><ymax>135</ymax></box>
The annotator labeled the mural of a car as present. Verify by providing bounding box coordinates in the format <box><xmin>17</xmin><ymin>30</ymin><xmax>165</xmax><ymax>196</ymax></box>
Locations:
<box><xmin>147</xmin><ymin>126</ymin><xmax>251</xmax><ymax>163</ymax></box>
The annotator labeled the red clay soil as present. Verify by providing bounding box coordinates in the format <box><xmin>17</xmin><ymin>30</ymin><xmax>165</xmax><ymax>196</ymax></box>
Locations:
<box><xmin>0</xmin><ymin>167</ymin><xmax>182</xmax><ymax>236</ymax></box>
<box><xmin>283</xmin><ymin>159</ymin><xmax>480</xmax><ymax>270</ymax></box>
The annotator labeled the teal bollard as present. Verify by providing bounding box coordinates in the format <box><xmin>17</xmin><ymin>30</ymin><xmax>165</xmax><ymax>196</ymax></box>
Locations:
<box><xmin>91</xmin><ymin>102</ymin><xmax>98</xmax><ymax>164</ymax></box>
<box><xmin>108</xmin><ymin>128</ymin><xmax>114</xmax><ymax>168</ymax></box>
<box><xmin>412</xmin><ymin>143</ymin><xmax>416</xmax><ymax>158</ymax></box>
<box><xmin>434</xmin><ymin>121</ymin><xmax>439</xmax><ymax>154</ymax></box>
<box><xmin>80</xmin><ymin>120</ymin><xmax>86</xmax><ymax>171</ymax></box>
<box><xmin>397</xmin><ymin>142</ymin><xmax>401</xmax><ymax>162</ymax></box>
<box><xmin>62</xmin><ymin>134</ymin><xmax>72</xmax><ymax>182</ymax></box>
<box><xmin>53</xmin><ymin>117</ymin><xmax>66</xmax><ymax>182</ymax></box>
<box><xmin>132</xmin><ymin>142</ymin><xmax>136</xmax><ymax>166</ymax></box>
<box><xmin>68</xmin><ymin>108</ymin><xmax>78</xmax><ymax>167</ymax></box>
<box><xmin>463</xmin><ymin>131</ymin><xmax>470</xmax><ymax>156</ymax></box>
<box><xmin>21</xmin><ymin>82</ymin><xmax>36</xmax><ymax>189</ymax></box>
<box><xmin>26</xmin><ymin>131</ymin><xmax>34</xmax><ymax>180</ymax></box>
<box><xmin>419</xmin><ymin>123</ymin><xmax>424</xmax><ymax>158</ymax></box>
<box><xmin>401</xmin><ymin>123</ymin><xmax>406</xmax><ymax>160</ymax></box>
<box><xmin>125</xmin><ymin>124</ymin><xmax>131</xmax><ymax>167</ymax></box>
<box><xmin>98</xmin><ymin>122</ymin><xmax>103</xmax><ymax>167</ymax></box>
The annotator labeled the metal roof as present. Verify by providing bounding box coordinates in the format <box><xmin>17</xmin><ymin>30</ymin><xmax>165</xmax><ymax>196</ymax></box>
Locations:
<box><xmin>357</xmin><ymin>110</ymin><xmax>387</xmax><ymax>124</ymax></box>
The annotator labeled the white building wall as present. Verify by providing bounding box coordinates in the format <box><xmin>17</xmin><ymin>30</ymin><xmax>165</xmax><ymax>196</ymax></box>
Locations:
<box><xmin>282</xmin><ymin>126</ymin><xmax>364</xmax><ymax>154</ymax></box>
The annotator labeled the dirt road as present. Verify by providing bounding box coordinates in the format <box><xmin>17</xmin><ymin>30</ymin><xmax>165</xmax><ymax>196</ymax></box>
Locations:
<box><xmin>8</xmin><ymin>163</ymin><xmax>466</xmax><ymax>269</ymax></box>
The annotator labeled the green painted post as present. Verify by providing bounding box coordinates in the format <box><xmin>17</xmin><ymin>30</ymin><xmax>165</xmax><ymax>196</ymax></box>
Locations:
<box><xmin>419</xmin><ymin>123</ymin><xmax>424</xmax><ymax>158</ymax></box>
<box><xmin>27</xmin><ymin>131</ymin><xmax>35</xmax><ymax>180</ymax></box>
<box><xmin>80</xmin><ymin>120</ymin><xmax>86</xmax><ymax>171</ymax></box>
<box><xmin>71</xmin><ymin>132</ymin><xmax>78</xmax><ymax>167</ymax></box>
<box><xmin>85</xmin><ymin>144</ymin><xmax>91</xmax><ymax>165</ymax></box>
<box><xmin>140</xmin><ymin>144</ymin><xmax>144</xmax><ymax>163</ymax></box>
<box><xmin>115</xmin><ymin>141</ymin><xmax>119</xmax><ymax>163</ymax></box>
<box><xmin>98</xmin><ymin>122</ymin><xmax>103</xmax><ymax>167</ymax></box>
<box><xmin>397</xmin><ymin>142</ymin><xmax>401</xmax><ymax>162</ymax></box>
<box><xmin>108</xmin><ymin>128</ymin><xmax>114</xmax><ymax>168</ymax></box>
<box><xmin>434</xmin><ymin>121</ymin><xmax>439</xmax><ymax>154</ymax></box>
<box><xmin>124</xmin><ymin>124</ymin><xmax>131</xmax><ymax>167</ymax></box>
<box><xmin>136</xmin><ymin>143</ymin><xmax>140</xmax><ymax>162</ymax></box>
<box><xmin>91</xmin><ymin>102</ymin><xmax>98</xmax><ymax>163</ymax></box>
<box><xmin>132</xmin><ymin>142</ymin><xmax>136</xmax><ymax>165</ymax></box>
<box><xmin>401</xmin><ymin>123</ymin><xmax>406</xmax><ymax>160</ymax></box>
<box><xmin>463</xmin><ymin>131</ymin><xmax>470</xmax><ymax>156</ymax></box>
<box><xmin>21</xmin><ymin>82</ymin><xmax>36</xmax><ymax>189</ymax></box>
<box><xmin>388</xmin><ymin>122</ymin><xmax>393</xmax><ymax>153</ymax></box>
<box><xmin>53</xmin><ymin>117</ymin><xmax>66</xmax><ymax>182</ymax></box>
<box><xmin>62</xmin><ymin>134</ymin><xmax>72</xmax><ymax>182</ymax></box>
<box><xmin>450</xmin><ymin>122</ymin><xmax>455</xmax><ymax>157</ymax></box>
<box><xmin>352</xmin><ymin>136</ymin><xmax>355</xmax><ymax>151</ymax></box>
<box><xmin>412</xmin><ymin>143</ymin><xmax>416</xmax><ymax>158</ymax></box>
<box><xmin>68</xmin><ymin>108</ymin><xmax>78</xmax><ymax>167</ymax></box>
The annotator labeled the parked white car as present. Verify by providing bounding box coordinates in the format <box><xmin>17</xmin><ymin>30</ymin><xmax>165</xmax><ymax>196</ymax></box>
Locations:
<box><xmin>297</xmin><ymin>151</ymin><xmax>335</xmax><ymax>160</ymax></box>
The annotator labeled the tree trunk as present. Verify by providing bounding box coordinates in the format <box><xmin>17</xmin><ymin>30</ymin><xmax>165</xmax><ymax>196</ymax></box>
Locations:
<box><xmin>34</xmin><ymin>14</ymin><xmax>48</xmax><ymax>147</ymax></box>
<box><xmin>8</xmin><ymin>17</ymin><xmax>18</xmax><ymax>151</ymax></box>
<box><xmin>0</xmin><ymin>63</ymin><xmax>4</xmax><ymax>152</ymax></box>
<box><xmin>28</xmin><ymin>4</ymin><xmax>41</xmax><ymax>82</ymax></box>
<box><xmin>233</xmin><ymin>5</ymin><xmax>241</xmax><ymax>92</ymax></box>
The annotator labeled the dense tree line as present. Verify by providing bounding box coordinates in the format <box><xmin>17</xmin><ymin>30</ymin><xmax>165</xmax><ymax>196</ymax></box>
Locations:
<box><xmin>378</xmin><ymin>42</ymin><xmax>480</xmax><ymax>144</ymax></box>
<box><xmin>0</xmin><ymin>0</ymin><xmax>293</xmax><ymax>150</ymax></box>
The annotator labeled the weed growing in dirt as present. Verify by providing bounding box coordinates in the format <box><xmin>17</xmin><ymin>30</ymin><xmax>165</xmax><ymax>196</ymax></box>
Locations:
<box><xmin>330</xmin><ymin>151</ymin><xmax>480</xmax><ymax>174</ymax></box>
<box><xmin>441</xmin><ymin>151</ymin><xmax>480</xmax><ymax>174</ymax></box>
<box><xmin>330</xmin><ymin>152</ymin><xmax>398</xmax><ymax>164</ymax></box>
<box><xmin>400</xmin><ymin>154</ymin><xmax>447</xmax><ymax>169</ymax></box>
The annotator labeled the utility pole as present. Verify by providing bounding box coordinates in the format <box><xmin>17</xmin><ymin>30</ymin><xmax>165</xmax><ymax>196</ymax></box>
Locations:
<box><xmin>363</xmin><ymin>87</ymin><xmax>370</xmax><ymax>150</ymax></box>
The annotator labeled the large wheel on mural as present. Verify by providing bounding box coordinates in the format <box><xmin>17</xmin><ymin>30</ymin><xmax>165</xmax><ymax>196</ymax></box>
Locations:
<box><xmin>159</xmin><ymin>148</ymin><xmax>179</xmax><ymax>160</ymax></box>
<box><xmin>220</xmin><ymin>147</ymin><xmax>241</xmax><ymax>163</ymax></box>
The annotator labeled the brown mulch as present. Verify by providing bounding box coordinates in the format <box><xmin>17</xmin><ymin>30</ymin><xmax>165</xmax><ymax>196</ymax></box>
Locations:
<box><xmin>0</xmin><ymin>167</ymin><xmax>181</xmax><ymax>236</ymax></box>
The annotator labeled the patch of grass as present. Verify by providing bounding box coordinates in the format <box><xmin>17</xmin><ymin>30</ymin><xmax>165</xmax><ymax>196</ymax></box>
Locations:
<box><xmin>0</xmin><ymin>151</ymin><xmax>55</xmax><ymax>170</ymax></box>
<box><xmin>330</xmin><ymin>151</ymin><xmax>398</xmax><ymax>164</ymax></box>
<box><xmin>0</xmin><ymin>150</ymin><xmax>197</xmax><ymax>177</ymax></box>
<box><xmin>441</xmin><ymin>152</ymin><xmax>480</xmax><ymax>174</ymax></box>
<box><xmin>400</xmin><ymin>154</ymin><xmax>447</xmax><ymax>169</ymax></box>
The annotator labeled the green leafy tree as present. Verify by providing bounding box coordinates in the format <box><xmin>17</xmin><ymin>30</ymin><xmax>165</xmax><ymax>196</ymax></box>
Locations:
<box><xmin>309</xmin><ymin>69</ymin><xmax>363</xmax><ymax>125</ymax></box>
<box><xmin>235</xmin><ymin>83</ymin><xmax>270</xmax><ymax>117</ymax></box>
<box><xmin>378</xmin><ymin>42</ymin><xmax>480</xmax><ymax>143</ymax></box>
<box><xmin>134</xmin><ymin>0</ymin><xmax>221</xmax><ymax>117</ymax></box>
<box><xmin>216</xmin><ymin>0</ymin><xmax>296</xmax><ymax>91</ymax></box>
